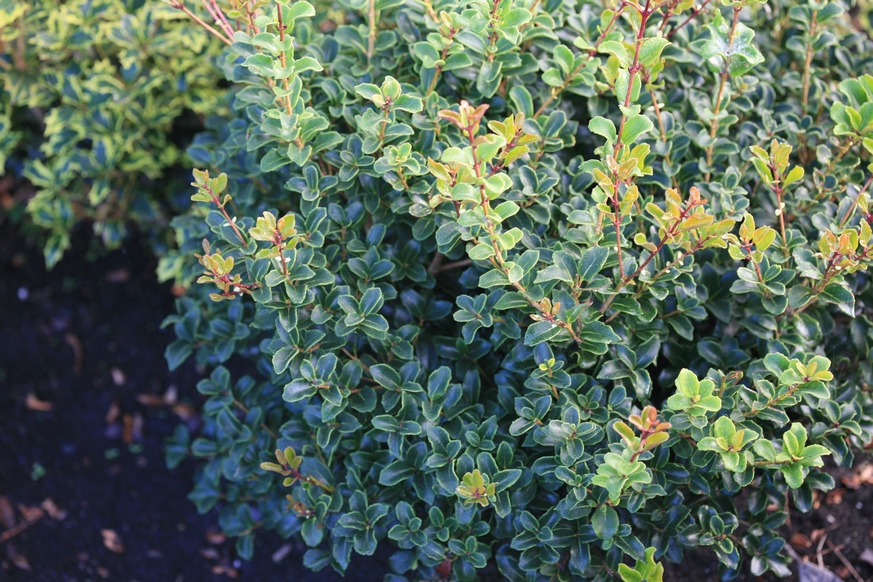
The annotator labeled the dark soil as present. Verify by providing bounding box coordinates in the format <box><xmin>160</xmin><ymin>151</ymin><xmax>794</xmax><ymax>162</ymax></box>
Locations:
<box><xmin>0</xmin><ymin>224</ymin><xmax>871</xmax><ymax>582</ymax></box>
<box><xmin>0</xmin><ymin>226</ymin><xmax>380</xmax><ymax>581</ymax></box>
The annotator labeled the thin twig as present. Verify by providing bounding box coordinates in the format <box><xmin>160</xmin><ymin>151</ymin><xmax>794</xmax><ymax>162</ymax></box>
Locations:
<box><xmin>0</xmin><ymin>512</ymin><xmax>43</xmax><ymax>544</ymax></box>
<box><xmin>276</xmin><ymin>3</ymin><xmax>294</xmax><ymax>116</ymax></box>
<box><xmin>425</xmin><ymin>26</ymin><xmax>457</xmax><ymax>96</ymax></box>
<box><xmin>801</xmin><ymin>9</ymin><xmax>819</xmax><ymax>112</ymax></box>
<box><xmin>434</xmin><ymin>258</ymin><xmax>472</xmax><ymax>273</ymax></box>
<box><xmin>367</xmin><ymin>0</ymin><xmax>377</xmax><ymax>62</ymax></box>
<box><xmin>666</xmin><ymin>0</ymin><xmax>713</xmax><ymax>39</ymax></box>
<box><xmin>14</xmin><ymin>13</ymin><xmax>26</xmax><ymax>72</ymax></box>
<box><xmin>816</xmin><ymin>531</ymin><xmax>827</xmax><ymax>569</ymax></box>
<box><xmin>612</xmin><ymin>0</ymin><xmax>654</xmax><ymax>156</ymax></box>
<box><xmin>826</xmin><ymin>539</ymin><xmax>863</xmax><ymax>582</ymax></box>
<box><xmin>170</xmin><ymin>1</ymin><xmax>233</xmax><ymax>45</ymax></box>
<box><xmin>427</xmin><ymin>252</ymin><xmax>443</xmax><ymax>275</ymax></box>
<box><xmin>210</xmin><ymin>0</ymin><xmax>235</xmax><ymax>36</ymax></box>
<box><xmin>200</xmin><ymin>0</ymin><xmax>235</xmax><ymax>38</ymax></box>
<box><xmin>704</xmin><ymin>5</ymin><xmax>742</xmax><ymax>179</ymax></box>
<box><xmin>658</xmin><ymin>0</ymin><xmax>680</xmax><ymax>33</ymax></box>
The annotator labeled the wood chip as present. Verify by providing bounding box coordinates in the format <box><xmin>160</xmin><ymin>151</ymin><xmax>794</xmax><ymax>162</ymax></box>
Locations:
<box><xmin>101</xmin><ymin>529</ymin><xmax>124</xmax><ymax>553</ymax></box>
<box><xmin>824</xmin><ymin>488</ymin><xmax>845</xmax><ymax>506</ymax></box>
<box><xmin>790</xmin><ymin>532</ymin><xmax>813</xmax><ymax>550</ymax></box>
<box><xmin>25</xmin><ymin>393</ymin><xmax>53</xmax><ymax>412</ymax></box>
<box><xmin>136</xmin><ymin>385</ymin><xmax>179</xmax><ymax>408</ymax></box>
<box><xmin>0</xmin><ymin>506</ymin><xmax>42</xmax><ymax>544</ymax></box>
<box><xmin>0</xmin><ymin>496</ymin><xmax>16</xmax><ymax>529</ymax></box>
<box><xmin>271</xmin><ymin>543</ymin><xmax>292</xmax><ymax>563</ymax></box>
<box><xmin>136</xmin><ymin>393</ymin><xmax>165</xmax><ymax>407</ymax></box>
<box><xmin>199</xmin><ymin>548</ymin><xmax>220</xmax><ymax>560</ymax></box>
<box><xmin>122</xmin><ymin>414</ymin><xmax>134</xmax><ymax>444</ymax></box>
<box><xmin>173</xmin><ymin>403</ymin><xmax>198</xmax><ymax>422</ymax></box>
<box><xmin>105</xmin><ymin>400</ymin><xmax>120</xmax><ymax>425</ymax></box>
<box><xmin>105</xmin><ymin>269</ymin><xmax>129</xmax><ymax>283</ymax></box>
<box><xmin>119</xmin><ymin>412</ymin><xmax>144</xmax><ymax>444</ymax></box>
<box><xmin>16</xmin><ymin>505</ymin><xmax>44</xmax><ymax>522</ymax></box>
<box><xmin>110</xmin><ymin>368</ymin><xmax>126</xmax><ymax>386</ymax></box>
<box><xmin>842</xmin><ymin>463</ymin><xmax>873</xmax><ymax>489</ymax></box>
<box><xmin>6</xmin><ymin>544</ymin><xmax>30</xmax><ymax>572</ymax></box>
<box><xmin>40</xmin><ymin>499</ymin><xmax>67</xmax><ymax>521</ymax></box>
<box><xmin>206</xmin><ymin>529</ymin><xmax>226</xmax><ymax>545</ymax></box>
<box><xmin>842</xmin><ymin>473</ymin><xmax>861</xmax><ymax>490</ymax></box>
<box><xmin>65</xmin><ymin>332</ymin><xmax>84</xmax><ymax>374</ymax></box>
<box><xmin>211</xmin><ymin>565</ymin><xmax>238</xmax><ymax>578</ymax></box>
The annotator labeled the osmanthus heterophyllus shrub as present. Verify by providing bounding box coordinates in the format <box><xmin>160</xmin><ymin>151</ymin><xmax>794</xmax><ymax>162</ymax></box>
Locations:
<box><xmin>161</xmin><ymin>0</ymin><xmax>873</xmax><ymax>579</ymax></box>
<box><xmin>0</xmin><ymin>0</ymin><xmax>223</xmax><ymax>266</ymax></box>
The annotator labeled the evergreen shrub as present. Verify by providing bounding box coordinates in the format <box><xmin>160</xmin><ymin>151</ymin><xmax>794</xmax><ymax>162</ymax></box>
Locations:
<box><xmin>163</xmin><ymin>0</ymin><xmax>873</xmax><ymax>579</ymax></box>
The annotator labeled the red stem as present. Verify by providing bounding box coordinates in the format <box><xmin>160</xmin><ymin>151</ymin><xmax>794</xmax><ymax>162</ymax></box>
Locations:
<box><xmin>613</xmin><ymin>0</ymin><xmax>653</xmax><ymax>157</ymax></box>
<box><xmin>211</xmin><ymin>0</ymin><xmax>235</xmax><ymax>36</ymax></box>
<box><xmin>171</xmin><ymin>1</ymin><xmax>232</xmax><ymax>45</ymax></box>
<box><xmin>666</xmin><ymin>0</ymin><xmax>713</xmax><ymax>39</ymax></box>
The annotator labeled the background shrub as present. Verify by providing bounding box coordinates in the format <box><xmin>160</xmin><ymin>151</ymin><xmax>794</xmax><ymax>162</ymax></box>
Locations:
<box><xmin>0</xmin><ymin>0</ymin><xmax>223</xmax><ymax>266</ymax></box>
<box><xmin>163</xmin><ymin>0</ymin><xmax>873</xmax><ymax>580</ymax></box>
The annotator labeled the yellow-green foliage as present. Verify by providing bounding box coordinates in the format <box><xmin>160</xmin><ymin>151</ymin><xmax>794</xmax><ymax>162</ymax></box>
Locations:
<box><xmin>0</xmin><ymin>0</ymin><xmax>223</xmax><ymax>266</ymax></box>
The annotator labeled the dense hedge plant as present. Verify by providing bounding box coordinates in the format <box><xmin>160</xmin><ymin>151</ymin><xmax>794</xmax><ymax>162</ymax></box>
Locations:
<box><xmin>163</xmin><ymin>0</ymin><xmax>873</xmax><ymax>579</ymax></box>
<box><xmin>0</xmin><ymin>0</ymin><xmax>222</xmax><ymax>266</ymax></box>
